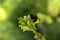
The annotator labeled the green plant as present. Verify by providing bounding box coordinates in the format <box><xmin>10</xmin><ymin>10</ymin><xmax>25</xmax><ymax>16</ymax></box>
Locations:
<box><xmin>18</xmin><ymin>15</ymin><xmax>46</xmax><ymax>40</ymax></box>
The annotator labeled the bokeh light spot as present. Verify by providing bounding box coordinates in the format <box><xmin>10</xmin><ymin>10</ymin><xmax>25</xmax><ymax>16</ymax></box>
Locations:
<box><xmin>0</xmin><ymin>7</ymin><xmax>7</xmax><ymax>21</ymax></box>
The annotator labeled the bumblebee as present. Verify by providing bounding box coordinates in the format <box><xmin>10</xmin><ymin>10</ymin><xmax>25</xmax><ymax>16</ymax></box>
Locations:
<box><xmin>28</xmin><ymin>14</ymin><xmax>38</xmax><ymax>22</ymax></box>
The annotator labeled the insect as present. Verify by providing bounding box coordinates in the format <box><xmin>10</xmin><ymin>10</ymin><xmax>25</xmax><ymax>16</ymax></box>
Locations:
<box><xmin>28</xmin><ymin>14</ymin><xmax>38</xmax><ymax>22</ymax></box>
<box><xmin>28</xmin><ymin>14</ymin><xmax>44</xmax><ymax>35</ymax></box>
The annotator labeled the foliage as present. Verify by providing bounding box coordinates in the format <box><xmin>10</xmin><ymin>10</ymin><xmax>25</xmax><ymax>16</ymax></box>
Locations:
<box><xmin>0</xmin><ymin>0</ymin><xmax>60</xmax><ymax>40</ymax></box>
<box><xmin>18</xmin><ymin>15</ymin><xmax>46</xmax><ymax>40</ymax></box>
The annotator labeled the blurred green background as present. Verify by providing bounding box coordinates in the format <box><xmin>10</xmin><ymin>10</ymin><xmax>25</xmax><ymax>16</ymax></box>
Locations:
<box><xmin>0</xmin><ymin>0</ymin><xmax>60</xmax><ymax>40</ymax></box>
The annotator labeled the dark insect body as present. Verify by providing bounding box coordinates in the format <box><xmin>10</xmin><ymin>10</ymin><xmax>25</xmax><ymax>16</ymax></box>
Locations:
<box><xmin>28</xmin><ymin>14</ymin><xmax>38</xmax><ymax>22</ymax></box>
